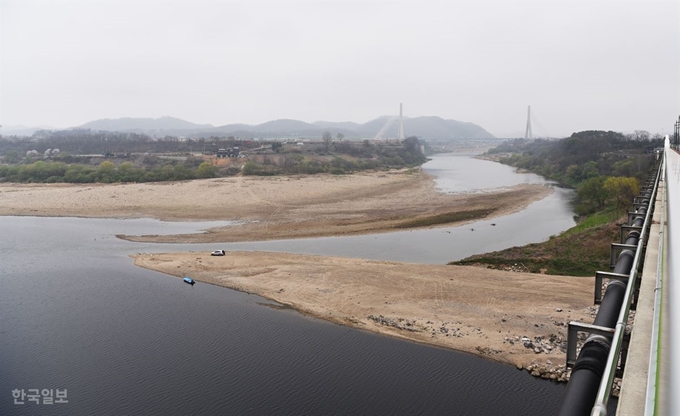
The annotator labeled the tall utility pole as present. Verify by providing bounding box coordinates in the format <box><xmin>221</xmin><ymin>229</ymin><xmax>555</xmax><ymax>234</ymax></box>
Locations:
<box><xmin>398</xmin><ymin>103</ymin><xmax>405</xmax><ymax>141</ymax></box>
<box><xmin>525</xmin><ymin>105</ymin><xmax>533</xmax><ymax>139</ymax></box>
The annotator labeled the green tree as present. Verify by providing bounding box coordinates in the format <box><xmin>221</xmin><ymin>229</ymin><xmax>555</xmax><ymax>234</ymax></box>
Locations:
<box><xmin>242</xmin><ymin>161</ymin><xmax>260</xmax><ymax>175</ymax></box>
<box><xmin>97</xmin><ymin>161</ymin><xmax>116</xmax><ymax>182</ymax></box>
<box><xmin>161</xmin><ymin>165</ymin><xmax>174</xmax><ymax>180</ymax></box>
<box><xmin>581</xmin><ymin>161</ymin><xmax>599</xmax><ymax>179</ymax></box>
<box><xmin>173</xmin><ymin>164</ymin><xmax>194</xmax><ymax>180</ymax></box>
<box><xmin>403</xmin><ymin>136</ymin><xmax>420</xmax><ymax>153</ymax></box>
<box><xmin>612</xmin><ymin>159</ymin><xmax>635</xmax><ymax>177</ymax></box>
<box><xmin>577</xmin><ymin>176</ymin><xmax>610</xmax><ymax>213</ymax></box>
<box><xmin>118</xmin><ymin>162</ymin><xmax>135</xmax><ymax>182</ymax></box>
<box><xmin>2</xmin><ymin>150</ymin><xmax>21</xmax><ymax>164</ymax></box>
<box><xmin>196</xmin><ymin>161</ymin><xmax>217</xmax><ymax>178</ymax></box>
<box><xmin>30</xmin><ymin>161</ymin><xmax>48</xmax><ymax>181</ymax></box>
<box><xmin>565</xmin><ymin>164</ymin><xmax>580</xmax><ymax>183</ymax></box>
<box><xmin>603</xmin><ymin>176</ymin><xmax>639</xmax><ymax>214</ymax></box>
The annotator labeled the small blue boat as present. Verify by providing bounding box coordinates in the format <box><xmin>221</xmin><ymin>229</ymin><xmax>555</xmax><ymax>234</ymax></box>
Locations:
<box><xmin>183</xmin><ymin>276</ymin><xmax>195</xmax><ymax>285</ymax></box>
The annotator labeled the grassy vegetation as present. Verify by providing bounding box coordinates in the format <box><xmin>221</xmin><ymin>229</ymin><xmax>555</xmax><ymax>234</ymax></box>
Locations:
<box><xmin>561</xmin><ymin>207</ymin><xmax>619</xmax><ymax>236</ymax></box>
<box><xmin>394</xmin><ymin>209</ymin><xmax>494</xmax><ymax>228</ymax></box>
<box><xmin>450</xmin><ymin>211</ymin><xmax>622</xmax><ymax>276</ymax></box>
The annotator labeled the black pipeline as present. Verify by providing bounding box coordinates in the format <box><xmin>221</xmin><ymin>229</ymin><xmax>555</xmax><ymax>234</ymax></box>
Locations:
<box><xmin>557</xmin><ymin>190</ymin><xmax>652</xmax><ymax>416</ymax></box>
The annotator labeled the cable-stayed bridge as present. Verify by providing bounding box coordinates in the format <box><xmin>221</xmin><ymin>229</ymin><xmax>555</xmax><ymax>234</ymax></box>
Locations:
<box><xmin>524</xmin><ymin>105</ymin><xmax>553</xmax><ymax>139</ymax></box>
<box><xmin>370</xmin><ymin>104</ymin><xmax>496</xmax><ymax>140</ymax></box>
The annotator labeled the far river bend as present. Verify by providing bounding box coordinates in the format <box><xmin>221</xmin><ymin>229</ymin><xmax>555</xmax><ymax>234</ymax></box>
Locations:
<box><xmin>212</xmin><ymin>153</ymin><xmax>576</xmax><ymax>264</ymax></box>
<box><xmin>1</xmin><ymin>154</ymin><xmax>615</xmax><ymax>415</ymax></box>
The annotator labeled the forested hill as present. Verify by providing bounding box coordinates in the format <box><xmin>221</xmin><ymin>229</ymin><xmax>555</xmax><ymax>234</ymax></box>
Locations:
<box><xmin>487</xmin><ymin>130</ymin><xmax>663</xmax><ymax>186</ymax></box>
<box><xmin>454</xmin><ymin>130</ymin><xmax>664</xmax><ymax>276</ymax></box>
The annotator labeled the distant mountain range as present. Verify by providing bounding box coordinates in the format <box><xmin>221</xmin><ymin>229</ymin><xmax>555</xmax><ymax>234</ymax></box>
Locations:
<box><xmin>1</xmin><ymin>124</ymin><xmax>57</xmax><ymax>137</ymax></box>
<box><xmin>3</xmin><ymin>115</ymin><xmax>496</xmax><ymax>140</ymax></box>
<box><xmin>78</xmin><ymin>116</ymin><xmax>213</xmax><ymax>132</ymax></box>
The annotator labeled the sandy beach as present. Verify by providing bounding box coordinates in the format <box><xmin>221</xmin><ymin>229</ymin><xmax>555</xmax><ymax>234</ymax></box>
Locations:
<box><xmin>0</xmin><ymin>170</ymin><xmax>552</xmax><ymax>243</ymax></box>
<box><xmin>2</xmin><ymin>169</ymin><xmax>584</xmax><ymax>377</ymax></box>
<box><xmin>134</xmin><ymin>251</ymin><xmax>593</xmax><ymax>379</ymax></box>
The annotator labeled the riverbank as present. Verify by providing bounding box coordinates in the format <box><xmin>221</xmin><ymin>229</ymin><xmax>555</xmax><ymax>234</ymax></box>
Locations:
<box><xmin>0</xmin><ymin>169</ymin><xmax>552</xmax><ymax>243</ymax></box>
<box><xmin>134</xmin><ymin>251</ymin><xmax>594</xmax><ymax>379</ymax></box>
<box><xmin>452</xmin><ymin>213</ymin><xmax>622</xmax><ymax>276</ymax></box>
<box><xmin>3</xmin><ymin>167</ymin><xmax>579</xmax><ymax>378</ymax></box>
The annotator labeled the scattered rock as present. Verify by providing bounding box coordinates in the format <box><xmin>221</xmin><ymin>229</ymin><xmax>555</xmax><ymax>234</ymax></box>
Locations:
<box><xmin>367</xmin><ymin>315</ymin><xmax>423</xmax><ymax>332</ymax></box>
<box><xmin>475</xmin><ymin>346</ymin><xmax>502</xmax><ymax>356</ymax></box>
<box><xmin>519</xmin><ymin>362</ymin><xmax>572</xmax><ymax>383</ymax></box>
<box><xmin>506</xmin><ymin>333</ymin><xmax>568</xmax><ymax>354</ymax></box>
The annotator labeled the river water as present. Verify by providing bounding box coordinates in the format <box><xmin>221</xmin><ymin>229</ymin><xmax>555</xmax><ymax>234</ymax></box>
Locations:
<box><xmin>216</xmin><ymin>154</ymin><xmax>576</xmax><ymax>264</ymax></box>
<box><xmin>1</xmin><ymin>154</ymin><xmax>599</xmax><ymax>415</ymax></box>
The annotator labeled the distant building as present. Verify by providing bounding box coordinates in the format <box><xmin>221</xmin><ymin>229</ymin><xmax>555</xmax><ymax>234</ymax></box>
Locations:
<box><xmin>216</xmin><ymin>147</ymin><xmax>240</xmax><ymax>158</ymax></box>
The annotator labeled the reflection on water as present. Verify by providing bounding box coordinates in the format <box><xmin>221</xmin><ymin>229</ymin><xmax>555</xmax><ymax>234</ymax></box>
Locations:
<box><xmin>110</xmin><ymin>218</ymin><xmax>240</xmax><ymax>235</ymax></box>
<box><xmin>423</xmin><ymin>153</ymin><xmax>549</xmax><ymax>194</ymax></box>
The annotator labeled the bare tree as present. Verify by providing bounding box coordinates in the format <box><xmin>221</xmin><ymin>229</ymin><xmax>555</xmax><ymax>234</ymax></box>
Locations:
<box><xmin>322</xmin><ymin>131</ymin><xmax>332</xmax><ymax>152</ymax></box>
<box><xmin>628</xmin><ymin>130</ymin><xmax>650</xmax><ymax>141</ymax></box>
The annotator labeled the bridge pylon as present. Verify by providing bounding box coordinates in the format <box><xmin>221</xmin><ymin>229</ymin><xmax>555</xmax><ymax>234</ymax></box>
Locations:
<box><xmin>525</xmin><ymin>105</ymin><xmax>533</xmax><ymax>139</ymax></box>
<box><xmin>398</xmin><ymin>103</ymin><xmax>405</xmax><ymax>141</ymax></box>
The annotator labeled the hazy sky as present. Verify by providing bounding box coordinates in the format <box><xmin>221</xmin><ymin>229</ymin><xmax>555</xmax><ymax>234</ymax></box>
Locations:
<box><xmin>1</xmin><ymin>0</ymin><xmax>678</xmax><ymax>137</ymax></box>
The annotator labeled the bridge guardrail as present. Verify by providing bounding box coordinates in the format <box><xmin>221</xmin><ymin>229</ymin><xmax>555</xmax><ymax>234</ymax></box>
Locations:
<box><xmin>558</xmin><ymin>154</ymin><xmax>662</xmax><ymax>416</ymax></box>
<box><xmin>664</xmin><ymin>143</ymin><xmax>680</xmax><ymax>416</ymax></box>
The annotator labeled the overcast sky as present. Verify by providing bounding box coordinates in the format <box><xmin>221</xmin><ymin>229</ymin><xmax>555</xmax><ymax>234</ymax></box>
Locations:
<box><xmin>1</xmin><ymin>0</ymin><xmax>678</xmax><ymax>137</ymax></box>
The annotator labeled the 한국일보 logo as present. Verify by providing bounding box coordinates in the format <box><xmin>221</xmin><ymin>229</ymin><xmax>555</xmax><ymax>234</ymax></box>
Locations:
<box><xmin>12</xmin><ymin>389</ymin><xmax>68</xmax><ymax>405</ymax></box>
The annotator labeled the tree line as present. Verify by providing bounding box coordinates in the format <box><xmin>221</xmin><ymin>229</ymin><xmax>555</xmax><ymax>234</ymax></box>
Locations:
<box><xmin>0</xmin><ymin>132</ymin><xmax>427</xmax><ymax>182</ymax></box>
<box><xmin>0</xmin><ymin>129</ymin><xmax>262</xmax><ymax>157</ymax></box>
<box><xmin>0</xmin><ymin>160</ymin><xmax>218</xmax><ymax>183</ymax></box>
<box><xmin>489</xmin><ymin>130</ymin><xmax>662</xmax><ymax>215</ymax></box>
<box><xmin>242</xmin><ymin>136</ymin><xmax>426</xmax><ymax>175</ymax></box>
